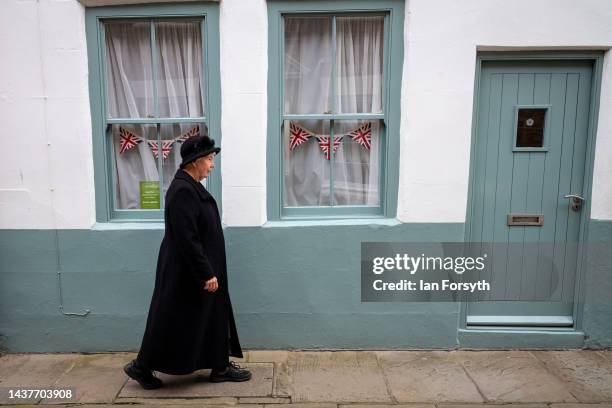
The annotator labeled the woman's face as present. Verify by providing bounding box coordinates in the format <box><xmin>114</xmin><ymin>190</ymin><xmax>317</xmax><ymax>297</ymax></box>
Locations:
<box><xmin>193</xmin><ymin>153</ymin><xmax>215</xmax><ymax>180</ymax></box>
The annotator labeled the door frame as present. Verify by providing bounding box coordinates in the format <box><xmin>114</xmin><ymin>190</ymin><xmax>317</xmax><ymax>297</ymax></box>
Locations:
<box><xmin>461</xmin><ymin>51</ymin><xmax>604</xmax><ymax>332</ymax></box>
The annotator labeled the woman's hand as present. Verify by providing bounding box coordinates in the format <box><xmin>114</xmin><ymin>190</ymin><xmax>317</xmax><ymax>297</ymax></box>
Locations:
<box><xmin>204</xmin><ymin>276</ymin><xmax>218</xmax><ymax>292</ymax></box>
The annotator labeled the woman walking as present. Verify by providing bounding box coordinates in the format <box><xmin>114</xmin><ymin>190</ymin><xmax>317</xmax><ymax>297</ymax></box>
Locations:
<box><xmin>124</xmin><ymin>135</ymin><xmax>251</xmax><ymax>389</ymax></box>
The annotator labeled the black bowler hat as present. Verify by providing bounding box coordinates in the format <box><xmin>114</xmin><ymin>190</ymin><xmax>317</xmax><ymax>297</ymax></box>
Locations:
<box><xmin>180</xmin><ymin>135</ymin><xmax>220</xmax><ymax>169</ymax></box>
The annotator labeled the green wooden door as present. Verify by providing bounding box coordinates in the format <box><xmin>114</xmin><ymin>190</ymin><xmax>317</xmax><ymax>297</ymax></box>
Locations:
<box><xmin>467</xmin><ymin>60</ymin><xmax>593</xmax><ymax>327</ymax></box>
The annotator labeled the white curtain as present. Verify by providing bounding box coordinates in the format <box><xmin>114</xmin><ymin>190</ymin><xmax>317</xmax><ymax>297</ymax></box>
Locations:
<box><xmin>283</xmin><ymin>16</ymin><xmax>383</xmax><ymax>207</ymax></box>
<box><xmin>104</xmin><ymin>21</ymin><xmax>205</xmax><ymax>209</ymax></box>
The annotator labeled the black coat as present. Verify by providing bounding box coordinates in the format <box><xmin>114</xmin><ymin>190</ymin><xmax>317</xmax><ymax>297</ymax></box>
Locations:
<box><xmin>137</xmin><ymin>169</ymin><xmax>243</xmax><ymax>375</ymax></box>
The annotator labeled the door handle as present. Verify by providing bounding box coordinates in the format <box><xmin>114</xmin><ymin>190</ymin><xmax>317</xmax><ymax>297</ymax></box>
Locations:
<box><xmin>564</xmin><ymin>194</ymin><xmax>585</xmax><ymax>211</ymax></box>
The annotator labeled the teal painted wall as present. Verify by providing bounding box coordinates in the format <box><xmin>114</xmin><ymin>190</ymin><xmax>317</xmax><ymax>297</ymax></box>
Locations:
<box><xmin>582</xmin><ymin>220</ymin><xmax>612</xmax><ymax>348</ymax></box>
<box><xmin>0</xmin><ymin>221</ymin><xmax>610</xmax><ymax>352</ymax></box>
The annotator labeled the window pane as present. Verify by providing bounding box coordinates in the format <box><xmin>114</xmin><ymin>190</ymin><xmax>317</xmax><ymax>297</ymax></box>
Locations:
<box><xmin>332</xmin><ymin>120</ymin><xmax>381</xmax><ymax>205</ymax></box>
<box><xmin>160</xmin><ymin>122</ymin><xmax>208</xmax><ymax>197</ymax></box>
<box><xmin>155</xmin><ymin>21</ymin><xmax>205</xmax><ymax>118</ymax></box>
<box><xmin>112</xmin><ymin>124</ymin><xmax>160</xmax><ymax>209</ymax></box>
<box><xmin>104</xmin><ymin>22</ymin><xmax>154</xmax><ymax>119</ymax></box>
<box><xmin>516</xmin><ymin>108</ymin><xmax>546</xmax><ymax>148</ymax></box>
<box><xmin>336</xmin><ymin>16</ymin><xmax>384</xmax><ymax>114</ymax></box>
<box><xmin>283</xmin><ymin>120</ymin><xmax>331</xmax><ymax>206</ymax></box>
<box><xmin>284</xmin><ymin>17</ymin><xmax>332</xmax><ymax>114</ymax></box>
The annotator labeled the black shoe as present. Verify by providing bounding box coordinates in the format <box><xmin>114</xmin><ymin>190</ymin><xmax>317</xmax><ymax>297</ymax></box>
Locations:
<box><xmin>123</xmin><ymin>359</ymin><xmax>163</xmax><ymax>390</ymax></box>
<box><xmin>209</xmin><ymin>361</ymin><xmax>252</xmax><ymax>382</ymax></box>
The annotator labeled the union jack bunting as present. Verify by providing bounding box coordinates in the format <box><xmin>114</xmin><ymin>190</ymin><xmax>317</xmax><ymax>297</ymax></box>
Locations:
<box><xmin>316</xmin><ymin>136</ymin><xmax>343</xmax><ymax>160</ymax></box>
<box><xmin>148</xmin><ymin>140</ymin><xmax>174</xmax><ymax>160</ymax></box>
<box><xmin>348</xmin><ymin>122</ymin><xmax>372</xmax><ymax>151</ymax></box>
<box><xmin>176</xmin><ymin>125</ymin><xmax>200</xmax><ymax>143</ymax></box>
<box><xmin>119</xmin><ymin>127</ymin><xmax>143</xmax><ymax>154</ymax></box>
<box><xmin>289</xmin><ymin>122</ymin><xmax>315</xmax><ymax>150</ymax></box>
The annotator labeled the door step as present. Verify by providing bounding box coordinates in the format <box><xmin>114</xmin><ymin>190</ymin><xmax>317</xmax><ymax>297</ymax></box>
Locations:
<box><xmin>467</xmin><ymin>315</ymin><xmax>573</xmax><ymax>326</ymax></box>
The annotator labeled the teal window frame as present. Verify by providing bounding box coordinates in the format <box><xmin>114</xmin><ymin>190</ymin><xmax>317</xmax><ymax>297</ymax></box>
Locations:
<box><xmin>266</xmin><ymin>0</ymin><xmax>404</xmax><ymax>220</ymax></box>
<box><xmin>85</xmin><ymin>3</ymin><xmax>222</xmax><ymax>222</ymax></box>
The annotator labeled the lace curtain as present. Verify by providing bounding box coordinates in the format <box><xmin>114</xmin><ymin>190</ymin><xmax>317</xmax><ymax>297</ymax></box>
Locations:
<box><xmin>283</xmin><ymin>16</ymin><xmax>384</xmax><ymax>206</ymax></box>
<box><xmin>104</xmin><ymin>21</ymin><xmax>205</xmax><ymax>209</ymax></box>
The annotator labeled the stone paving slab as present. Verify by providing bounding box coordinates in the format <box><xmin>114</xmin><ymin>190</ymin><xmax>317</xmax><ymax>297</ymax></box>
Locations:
<box><xmin>241</xmin><ymin>397</ymin><xmax>292</xmax><ymax>403</ymax></box>
<box><xmin>457</xmin><ymin>351</ymin><xmax>577</xmax><ymax>403</ymax></box>
<box><xmin>265</xmin><ymin>404</ymin><xmax>337</xmax><ymax>408</ymax></box>
<box><xmin>117</xmin><ymin>396</ymin><xmax>239</xmax><ymax>405</ymax></box>
<box><xmin>0</xmin><ymin>405</ymin><xmax>263</xmax><ymax>408</ymax></box>
<box><xmin>0</xmin><ymin>353</ymin><xmax>80</xmax><ymax>405</ymax></box>
<box><xmin>1</xmin><ymin>406</ymin><xmax>116</xmax><ymax>408</ymax></box>
<box><xmin>339</xmin><ymin>404</ymin><xmax>435</xmax><ymax>408</ymax></box>
<box><xmin>39</xmin><ymin>352</ymin><xmax>132</xmax><ymax>405</ymax></box>
<box><xmin>249</xmin><ymin>351</ymin><xmax>290</xmax><ymax>363</ymax></box>
<box><xmin>288</xmin><ymin>351</ymin><xmax>391</xmax><ymax>403</ymax></box>
<box><xmin>532</xmin><ymin>351</ymin><xmax>612</xmax><ymax>402</ymax></box>
<box><xmin>118</xmin><ymin>363</ymin><xmax>273</xmax><ymax>398</ymax></box>
<box><xmin>376</xmin><ymin>351</ymin><xmax>484</xmax><ymax>403</ymax></box>
<box><xmin>549</xmin><ymin>404</ymin><xmax>612</xmax><ymax>408</ymax></box>
<box><xmin>437</xmin><ymin>404</ymin><xmax>548</xmax><ymax>408</ymax></box>
<box><xmin>274</xmin><ymin>358</ymin><xmax>292</xmax><ymax>397</ymax></box>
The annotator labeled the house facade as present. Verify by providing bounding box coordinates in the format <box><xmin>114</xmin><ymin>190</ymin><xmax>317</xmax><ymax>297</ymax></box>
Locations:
<box><xmin>1</xmin><ymin>0</ymin><xmax>611</xmax><ymax>352</ymax></box>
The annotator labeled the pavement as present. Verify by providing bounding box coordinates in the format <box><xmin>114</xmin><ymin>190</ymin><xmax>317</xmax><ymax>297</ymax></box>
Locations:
<box><xmin>1</xmin><ymin>350</ymin><xmax>612</xmax><ymax>407</ymax></box>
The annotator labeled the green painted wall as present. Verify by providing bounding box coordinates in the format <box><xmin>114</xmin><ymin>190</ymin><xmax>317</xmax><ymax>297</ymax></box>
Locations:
<box><xmin>0</xmin><ymin>221</ymin><xmax>610</xmax><ymax>352</ymax></box>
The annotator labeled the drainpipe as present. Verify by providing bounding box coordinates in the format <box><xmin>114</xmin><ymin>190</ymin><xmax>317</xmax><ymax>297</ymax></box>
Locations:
<box><xmin>55</xmin><ymin>231</ymin><xmax>91</xmax><ymax>317</ymax></box>
<box><xmin>35</xmin><ymin>0</ymin><xmax>91</xmax><ymax>317</ymax></box>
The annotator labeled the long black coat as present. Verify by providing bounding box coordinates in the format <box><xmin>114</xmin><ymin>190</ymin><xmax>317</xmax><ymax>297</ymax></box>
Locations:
<box><xmin>137</xmin><ymin>169</ymin><xmax>243</xmax><ymax>375</ymax></box>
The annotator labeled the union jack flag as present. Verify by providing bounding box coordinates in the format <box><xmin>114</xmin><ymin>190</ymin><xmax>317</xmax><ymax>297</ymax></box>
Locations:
<box><xmin>148</xmin><ymin>140</ymin><xmax>174</xmax><ymax>160</ymax></box>
<box><xmin>348</xmin><ymin>122</ymin><xmax>372</xmax><ymax>151</ymax></box>
<box><xmin>176</xmin><ymin>125</ymin><xmax>200</xmax><ymax>143</ymax></box>
<box><xmin>289</xmin><ymin>122</ymin><xmax>314</xmax><ymax>150</ymax></box>
<box><xmin>119</xmin><ymin>127</ymin><xmax>142</xmax><ymax>154</ymax></box>
<box><xmin>317</xmin><ymin>136</ymin><xmax>342</xmax><ymax>160</ymax></box>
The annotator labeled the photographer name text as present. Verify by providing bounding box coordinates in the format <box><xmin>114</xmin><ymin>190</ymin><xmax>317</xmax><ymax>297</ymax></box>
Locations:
<box><xmin>372</xmin><ymin>279</ymin><xmax>490</xmax><ymax>292</ymax></box>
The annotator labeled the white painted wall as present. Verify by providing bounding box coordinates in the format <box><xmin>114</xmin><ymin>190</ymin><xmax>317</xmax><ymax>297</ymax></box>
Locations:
<box><xmin>398</xmin><ymin>0</ymin><xmax>612</xmax><ymax>223</ymax></box>
<box><xmin>0</xmin><ymin>0</ymin><xmax>611</xmax><ymax>229</ymax></box>
<box><xmin>0</xmin><ymin>0</ymin><xmax>94</xmax><ymax>229</ymax></box>
<box><xmin>219</xmin><ymin>0</ymin><xmax>268</xmax><ymax>227</ymax></box>
<box><xmin>591</xmin><ymin>53</ymin><xmax>612</xmax><ymax>220</ymax></box>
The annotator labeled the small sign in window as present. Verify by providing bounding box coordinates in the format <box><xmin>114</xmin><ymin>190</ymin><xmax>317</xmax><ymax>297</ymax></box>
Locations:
<box><xmin>516</xmin><ymin>108</ymin><xmax>546</xmax><ymax>148</ymax></box>
<box><xmin>140</xmin><ymin>181</ymin><xmax>161</xmax><ymax>209</ymax></box>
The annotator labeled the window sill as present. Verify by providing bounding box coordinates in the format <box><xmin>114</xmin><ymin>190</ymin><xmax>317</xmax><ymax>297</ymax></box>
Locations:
<box><xmin>92</xmin><ymin>221</ymin><xmax>165</xmax><ymax>231</ymax></box>
<box><xmin>79</xmin><ymin>0</ymin><xmax>219</xmax><ymax>6</ymax></box>
<box><xmin>263</xmin><ymin>218</ymin><xmax>401</xmax><ymax>228</ymax></box>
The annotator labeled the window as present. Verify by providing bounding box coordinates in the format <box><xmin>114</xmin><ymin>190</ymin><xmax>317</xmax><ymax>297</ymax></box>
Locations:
<box><xmin>514</xmin><ymin>106</ymin><xmax>550</xmax><ymax>151</ymax></box>
<box><xmin>267</xmin><ymin>0</ymin><xmax>404</xmax><ymax>220</ymax></box>
<box><xmin>85</xmin><ymin>4</ymin><xmax>221</xmax><ymax>221</ymax></box>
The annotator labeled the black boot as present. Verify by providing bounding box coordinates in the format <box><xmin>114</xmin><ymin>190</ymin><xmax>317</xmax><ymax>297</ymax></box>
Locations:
<box><xmin>209</xmin><ymin>361</ymin><xmax>252</xmax><ymax>382</ymax></box>
<box><xmin>123</xmin><ymin>359</ymin><xmax>163</xmax><ymax>390</ymax></box>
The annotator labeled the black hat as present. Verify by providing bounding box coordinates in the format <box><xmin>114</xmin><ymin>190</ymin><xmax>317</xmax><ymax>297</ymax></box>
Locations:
<box><xmin>180</xmin><ymin>135</ymin><xmax>220</xmax><ymax>169</ymax></box>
